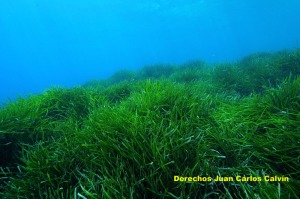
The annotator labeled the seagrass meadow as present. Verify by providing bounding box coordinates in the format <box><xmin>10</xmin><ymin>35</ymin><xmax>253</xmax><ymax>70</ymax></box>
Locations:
<box><xmin>0</xmin><ymin>49</ymin><xmax>300</xmax><ymax>198</ymax></box>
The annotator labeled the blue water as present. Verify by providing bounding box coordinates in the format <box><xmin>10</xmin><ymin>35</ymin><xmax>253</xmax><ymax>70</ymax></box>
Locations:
<box><xmin>1</xmin><ymin>0</ymin><xmax>300</xmax><ymax>103</ymax></box>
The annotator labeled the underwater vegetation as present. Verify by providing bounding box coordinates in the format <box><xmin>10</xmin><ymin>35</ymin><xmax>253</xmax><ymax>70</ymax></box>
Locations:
<box><xmin>0</xmin><ymin>49</ymin><xmax>300</xmax><ymax>198</ymax></box>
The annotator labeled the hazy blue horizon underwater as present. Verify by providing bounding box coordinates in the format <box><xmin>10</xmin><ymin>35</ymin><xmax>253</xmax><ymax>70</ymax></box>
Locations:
<box><xmin>1</xmin><ymin>0</ymin><xmax>300</xmax><ymax>103</ymax></box>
